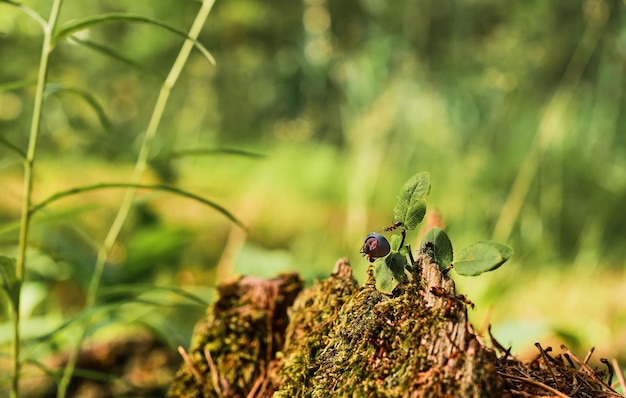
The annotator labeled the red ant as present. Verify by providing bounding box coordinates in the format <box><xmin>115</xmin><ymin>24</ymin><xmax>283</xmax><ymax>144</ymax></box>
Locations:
<box><xmin>384</xmin><ymin>221</ymin><xmax>404</xmax><ymax>232</ymax></box>
<box><xmin>380</xmin><ymin>221</ymin><xmax>415</xmax><ymax>264</ymax></box>
<box><xmin>429</xmin><ymin>287</ymin><xmax>475</xmax><ymax>310</ymax></box>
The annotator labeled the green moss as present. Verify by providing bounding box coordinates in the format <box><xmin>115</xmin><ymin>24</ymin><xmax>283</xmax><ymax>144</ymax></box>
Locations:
<box><xmin>274</xmin><ymin>255</ymin><xmax>503</xmax><ymax>398</ymax></box>
<box><xmin>276</xmin><ymin>276</ymin><xmax>436</xmax><ymax>396</ymax></box>
<box><xmin>275</xmin><ymin>258</ymin><xmax>360</xmax><ymax>397</ymax></box>
<box><xmin>167</xmin><ymin>273</ymin><xmax>303</xmax><ymax>398</ymax></box>
<box><xmin>169</xmin><ymin>257</ymin><xmax>504</xmax><ymax>398</ymax></box>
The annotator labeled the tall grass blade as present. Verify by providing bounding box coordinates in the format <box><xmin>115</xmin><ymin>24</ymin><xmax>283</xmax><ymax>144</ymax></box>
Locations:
<box><xmin>68</xmin><ymin>36</ymin><xmax>164</xmax><ymax>80</ymax></box>
<box><xmin>0</xmin><ymin>1</ymin><xmax>47</xmax><ymax>28</ymax></box>
<box><xmin>0</xmin><ymin>257</ymin><xmax>19</xmax><ymax>310</ymax></box>
<box><xmin>30</xmin><ymin>182</ymin><xmax>246</xmax><ymax>230</ymax></box>
<box><xmin>0</xmin><ymin>137</ymin><xmax>26</xmax><ymax>159</ymax></box>
<box><xmin>57</xmin><ymin>2</ymin><xmax>218</xmax><ymax>395</ymax></box>
<box><xmin>172</xmin><ymin>147</ymin><xmax>266</xmax><ymax>159</ymax></box>
<box><xmin>0</xmin><ymin>79</ymin><xmax>37</xmax><ymax>93</ymax></box>
<box><xmin>98</xmin><ymin>284</ymin><xmax>210</xmax><ymax>306</ymax></box>
<box><xmin>54</xmin><ymin>13</ymin><xmax>216</xmax><ymax>65</ymax></box>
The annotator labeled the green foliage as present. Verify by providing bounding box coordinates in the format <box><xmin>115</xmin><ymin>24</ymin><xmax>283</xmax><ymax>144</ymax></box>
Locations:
<box><xmin>44</xmin><ymin>84</ymin><xmax>113</xmax><ymax>133</ymax></box>
<box><xmin>0</xmin><ymin>1</ymin><xmax>249</xmax><ymax>396</ymax></box>
<box><xmin>420</xmin><ymin>227</ymin><xmax>453</xmax><ymax>271</ymax></box>
<box><xmin>392</xmin><ymin>172</ymin><xmax>431</xmax><ymax>231</ymax></box>
<box><xmin>389</xmin><ymin>233</ymin><xmax>404</xmax><ymax>252</ymax></box>
<box><xmin>373</xmin><ymin>252</ymin><xmax>408</xmax><ymax>295</ymax></box>
<box><xmin>52</xmin><ymin>13</ymin><xmax>216</xmax><ymax>65</ymax></box>
<box><xmin>454</xmin><ymin>241</ymin><xmax>514</xmax><ymax>277</ymax></box>
<box><xmin>0</xmin><ymin>256</ymin><xmax>19</xmax><ymax>311</ymax></box>
<box><xmin>1</xmin><ymin>0</ymin><xmax>625</xmax><ymax>388</ymax></box>
<box><xmin>369</xmin><ymin>173</ymin><xmax>512</xmax><ymax>294</ymax></box>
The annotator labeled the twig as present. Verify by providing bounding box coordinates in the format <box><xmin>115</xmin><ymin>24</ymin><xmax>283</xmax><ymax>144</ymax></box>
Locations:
<box><xmin>488</xmin><ymin>325</ymin><xmax>511</xmax><ymax>358</ymax></box>
<box><xmin>535</xmin><ymin>342</ymin><xmax>563</xmax><ymax>391</ymax></box>
<box><xmin>611</xmin><ymin>358</ymin><xmax>626</xmax><ymax>395</ymax></box>
<box><xmin>178</xmin><ymin>346</ymin><xmax>202</xmax><ymax>385</ymax></box>
<box><xmin>584</xmin><ymin>347</ymin><xmax>595</xmax><ymax>364</ymax></box>
<box><xmin>247</xmin><ymin>370</ymin><xmax>265</xmax><ymax>398</ymax></box>
<box><xmin>561</xmin><ymin>345</ymin><xmax>618</xmax><ymax>393</ymax></box>
<box><xmin>509</xmin><ymin>390</ymin><xmax>555</xmax><ymax>398</ymax></box>
<box><xmin>602</xmin><ymin>358</ymin><xmax>614</xmax><ymax>386</ymax></box>
<box><xmin>204</xmin><ymin>347</ymin><xmax>223</xmax><ymax>398</ymax></box>
<box><xmin>498</xmin><ymin>372</ymin><xmax>570</xmax><ymax>398</ymax></box>
<box><xmin>563</xmin><ymin>353</ymin><xmax>576</xmax><ymax>368</ymax></box>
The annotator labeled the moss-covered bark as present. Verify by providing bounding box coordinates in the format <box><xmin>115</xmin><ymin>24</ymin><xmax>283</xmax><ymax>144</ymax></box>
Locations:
<box><xmin>168</xmin><ymin>256</ymin><xmax>621</xmax><ymax>398</ymax></box>
<box><xmin>167</xmin><ymin>273</ymin><xmax>303</xmax><ymax>398</ymax></box>
<box><xmin>274</xmin><ymin>254</ymin><xmax>502</xmax><ymax>397</ymax></box>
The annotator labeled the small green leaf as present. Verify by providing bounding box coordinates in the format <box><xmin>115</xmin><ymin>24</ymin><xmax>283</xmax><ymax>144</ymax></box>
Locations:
<box><xmin>0</xmin><ymin>256</ymin><xmax>20</xmax><ymax>308</ymax></box>
<box><xmin>393</xmin><ymin>172</ymin><xmax>431</xmax><ymax>230</ymax></box>
<box><xmin>389</xmin><ymin>234</ymin><xmax>403</xmax><ymax>251</ymax></box>
<box><xmin>420</xmin><ymin>227</ymin><xmax>453</xmax><ymax>271</ymax></box>
<box><xmin>454</xmin><ymin>241</ymin><xmax>513</xmax><ymax>276</ymax></box>
<box><xmin>374</xmin><ymin>252</ymin><xmax>408</xmax><ymax>295</ymax></box>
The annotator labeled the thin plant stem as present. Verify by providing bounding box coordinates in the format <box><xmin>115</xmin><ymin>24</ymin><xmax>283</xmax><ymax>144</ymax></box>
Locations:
<box><xmin>13</xmin><ymin>1</ymin><xmax>64</xmax><ymax>397</ymax></box>
<box><xmin>56</xmin><ymin>1</ymin><xmax>216</xmax><ymax>396</ymax></box>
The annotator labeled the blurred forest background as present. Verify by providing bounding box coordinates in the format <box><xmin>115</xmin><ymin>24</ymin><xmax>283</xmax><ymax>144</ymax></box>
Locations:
<box><xmin>1</xmin><ymin>0</ymin><xmax>626</xmax><ymax>383</ymax></box>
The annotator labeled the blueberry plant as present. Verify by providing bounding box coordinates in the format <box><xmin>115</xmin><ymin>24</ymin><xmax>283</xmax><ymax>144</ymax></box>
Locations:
<box><xmin>362</xmin><ymin>172</ymin><xmax>513</xmax><ymax>294</ymax></box>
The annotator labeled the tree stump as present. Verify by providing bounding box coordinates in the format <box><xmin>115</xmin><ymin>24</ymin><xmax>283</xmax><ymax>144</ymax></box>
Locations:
<box><xmin>168</xmin><ymin>255</ymin><xmax>621</xmax><ymax>397</ymax></box>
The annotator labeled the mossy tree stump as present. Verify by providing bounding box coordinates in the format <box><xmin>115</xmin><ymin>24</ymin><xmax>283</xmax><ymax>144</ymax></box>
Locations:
<box><xmin>168</xmin><ymin>255</ymin><xmax>620</xmax><ymax>397</ymax></box>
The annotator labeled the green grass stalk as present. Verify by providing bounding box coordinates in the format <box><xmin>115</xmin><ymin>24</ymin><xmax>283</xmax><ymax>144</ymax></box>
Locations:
<box><xmin>13</xmin><ymin>1</ymin><xmax>64</xmax><ymax>397</ymax></box>
<box><xmin>56</xmin><ymin>1</ymin><xmax>216</xmax><ymax>396</ymax></box>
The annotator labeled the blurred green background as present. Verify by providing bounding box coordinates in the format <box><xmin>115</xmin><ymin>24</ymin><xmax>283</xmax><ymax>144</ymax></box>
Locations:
<box><xmin>1</xmin><ymin>0</ymin><xmax>625</xmax><ymax>369</ymax></box>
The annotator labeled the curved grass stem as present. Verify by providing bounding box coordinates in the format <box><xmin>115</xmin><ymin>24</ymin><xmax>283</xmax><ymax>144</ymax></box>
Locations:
<box><xmin>56</xmin><ymin>1</ymin><xmax>217</xmax><ymax>396</ymax></box>
<box><xmin>12</xmin><ymin>1</ymin><xmax>64</xmax><ymax>397</ymax></box>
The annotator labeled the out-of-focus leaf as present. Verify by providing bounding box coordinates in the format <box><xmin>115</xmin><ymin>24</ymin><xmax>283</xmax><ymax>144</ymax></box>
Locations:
<box><xmin>374</xmin><ymin>252</ymin><xmax>407</xmax><ymax>295</ymax></box>
<box><xmin>392</xmin><ymin>172</ymin><xmax>431</xmax><ymax>230</ymax></box>
<box><xmin>30</xmin><ymin>182</ymin><xmax>246</xmax><ymax>230</ymax></box>
<box><xmin>0</xmin><ymin>1</ymin><xmax>46</xmax><ymax>28</ymax></box>
<box><xmin>0</xmin><ymin>136</ymin><xmax>25</xmax><ymax>159</ymax></box>
<box><xmin>420</xmin><ymin>227</ymin><xmax>453</xmax><ymax>271</ymax></box>
<box><xmin>454</xmin><ymin>241</ymin><xmax>513</xmax><ymax>276</ymax></box>
<box><xmin>68</xmin><ymin>36</ymin><xmax>164</xmax><ymax>80</ymax></box>
<box><xmin>0</xmin><ymin>79</ymin><xmax>36</xmax><ymax>93</ymax></box>
<box><xmin>103</xmin><ymin>228</ymin><xmax>193</xmax><ymax>285</ymax></box>
<box><xmin>98</xmin><ymin>284</ymin><xmax>211</xmax><ymax>306</ymax></box>
<box><xmin>44</xmin><ymin>84</ymin><xmax>113</xmax><ymax>133</ymax></box>
<box><xmin>0</xmin><ymin>256</ymin><xmax>19</xmax><ymax>309</ymax></box>
<box><xmin>53</xmin><ymin>13</ymin><xmax>216</xmax><ymax>65</ymax></box>
<box><xmin>389</xmin><ymin>233</ymin><xmax>403</xmax><ymax>251</ymax></box>
<box><xmin>164</xmin><ymin>147</ymin><xmax>267</xmax><ymax>160</ymax></box>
